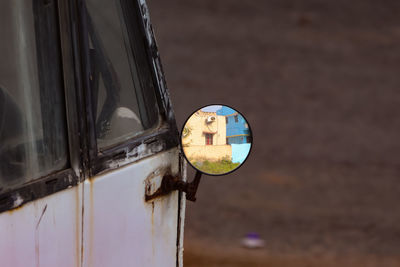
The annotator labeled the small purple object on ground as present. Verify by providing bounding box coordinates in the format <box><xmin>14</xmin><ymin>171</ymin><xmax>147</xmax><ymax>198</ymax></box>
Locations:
<box><xmin>241</xmin><ymin>232</ymin><xmax>265</xmax><ymax>249</ymax></box>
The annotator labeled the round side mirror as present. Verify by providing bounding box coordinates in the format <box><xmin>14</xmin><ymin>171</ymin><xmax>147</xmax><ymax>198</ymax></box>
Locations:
<box><xmin>145</xmin><ymin>105</ymin><xmax>253</xmax><ymax>202</ymax></box>
<box><xmin>181</xmin><ymin>105</ymin><xmax>252</xmax><ymax>176</ymax></box>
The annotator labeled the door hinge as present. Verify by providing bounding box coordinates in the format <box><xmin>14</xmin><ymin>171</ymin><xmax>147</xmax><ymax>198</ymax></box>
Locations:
<box><xmin>145</xmin><ymin>171</ymin><xmax>202</xmax><ymax>202</ymax></box>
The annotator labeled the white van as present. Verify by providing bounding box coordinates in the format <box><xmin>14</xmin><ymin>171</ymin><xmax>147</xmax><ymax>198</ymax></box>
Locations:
<box><xmin>0</xmin><ymin>0</ymin><xmax>186</xmax><ymax>266</ymax></box>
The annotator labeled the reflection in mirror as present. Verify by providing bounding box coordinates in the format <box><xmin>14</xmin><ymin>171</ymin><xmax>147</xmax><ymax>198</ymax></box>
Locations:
<box><xmin>181</xmin><ymin>105</ymin><xmax>252</xmax><ymax>175</ymax></box>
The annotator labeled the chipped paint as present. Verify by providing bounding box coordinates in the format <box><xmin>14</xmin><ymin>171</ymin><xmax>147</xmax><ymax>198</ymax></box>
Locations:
<box><xmin>101</xmin><ymin>140</ymin><xmax>166</xmax><ymax>175</ymax></box>
<box><xmin>12</xmin><ymin>193</ymin><xmax>23</xmax><ymax>209</ymax></box>
<box><xmin>144</xmin><ymin>166</ymin><xmax>171</xmax><ymax>197</ymax></box>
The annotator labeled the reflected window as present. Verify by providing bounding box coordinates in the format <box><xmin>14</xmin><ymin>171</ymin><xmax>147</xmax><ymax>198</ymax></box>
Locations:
<box><xmin>205</xmin><ymin>133</ymin><xmax>213</xmax><ymax>145</ymax></box>
<box><xmin>85</xmin><ymin>0</ymin><xmax>159</xmax><ymax>149</ymax></box>
<box><xmin>0</xmin><ymin>0</ymin><xmax>68</xmax><ymax>192</ymax></box>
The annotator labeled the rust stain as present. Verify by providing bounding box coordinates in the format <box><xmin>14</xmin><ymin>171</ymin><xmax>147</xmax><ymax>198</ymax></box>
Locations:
<box><xmin>75</xmin><ymin>187</ymin><xmax>80</xmax><ymax>267</ymax></box>
<box><xmin>151</xmin><ymin>201</ymin><xmax>155</xmax><ymax>227</ymax></box>
<box><xmin>35</xmin><ymin>204</ymin><xmax>47</xmax><ymax>267</ymax></box>
<box><xmin>89</xmin><ymin>180</ymin><xmax>94</xmax><ymax>267</ymax></box>
<box><xmin>151</xmin><ymin>201</ymin><xmax>155</xmax><ymax>256</ymax></box>
<box><xmin>144</xmin><ymin>167</ymin><xmax>183</xmax><ymax>201</ymax></box>
<box><xmin>35</xmin><ymin>233</ymin><xmax>40</xmax><ymax>267</ymax></box>
<box><xmin>80</xmin><ymin>184</ymin><xmax>85</xmax><ymax>267</ymax></box>
<box><xmin>5</xmin><ymin>203</ymin><xmax>24</xmax><ymax>214</ymax></box>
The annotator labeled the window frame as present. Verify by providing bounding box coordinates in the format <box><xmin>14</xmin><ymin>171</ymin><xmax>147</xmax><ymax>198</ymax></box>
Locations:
<box><xmin>0</xmin><ymin>0</ymin><xmax>82</xmax><ymax>213</ymax></box>
<box><xmin>0</xmin><ymin>0</ymin><xmax>180</xmax><ymax>213</ymax></box>
<box><xmin>205</xmin><ymin>133</ymin><xmax>213</xmax><ymax>145</ymax></box>
<box><xmin>77</xmin><ymin>0</ymin><xmax>179</xmax><ymax>176</ymax></box>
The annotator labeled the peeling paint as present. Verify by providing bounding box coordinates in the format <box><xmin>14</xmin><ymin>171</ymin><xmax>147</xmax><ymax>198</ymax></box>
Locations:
<box><xmin>12</xmin><ymin>193</ymin><xmax>23</xmax><ymax>209</ymax></box>
<box><xmin>144</xmin><ymin>166</ymin><xmax>171</xmax><ymax>198</ymax></box>
<box><xmin>104</xmin><ymin>141</ymin><xmax>166</xmax><ymax>173</ymax></box>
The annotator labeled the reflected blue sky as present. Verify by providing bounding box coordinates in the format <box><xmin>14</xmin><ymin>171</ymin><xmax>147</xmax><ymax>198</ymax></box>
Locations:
<box><xmin>201</xmin><ymin>105</ymin><xmax>222</xmax><ymax>112</ymax></box>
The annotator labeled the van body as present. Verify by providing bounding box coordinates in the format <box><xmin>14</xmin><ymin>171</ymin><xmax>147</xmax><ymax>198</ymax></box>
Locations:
<box><xmin>0</xmin><ymin>0</ymin><xmax>186</xmax><ymax>266</ymax></box>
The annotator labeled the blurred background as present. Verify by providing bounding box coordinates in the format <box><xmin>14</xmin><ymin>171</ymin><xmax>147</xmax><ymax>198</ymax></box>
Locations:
<box><xmin>147</xmin><ymin>0</ymin><xmax>400</xmax><ymax>266</ymax></box>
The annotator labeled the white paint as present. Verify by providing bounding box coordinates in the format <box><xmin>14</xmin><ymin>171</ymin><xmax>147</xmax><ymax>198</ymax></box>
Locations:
<box><xmin>0</xmin><ymin>185</ymin><xmax>83</xmax><ymax>267</ymax></box>
<box><xmin>0</xmin><ymin>149</ymin><xmax>184</xmax><ymax>267</ymax></box>
<box><xmin>82</xmin><ymin>148</ymin><xmax>182</xmax><ymax>267</ymax></box>
<box><xmin>177</xmin><ymin>159</ymin><xmax>187</xmax><ymax>267</ymax></box>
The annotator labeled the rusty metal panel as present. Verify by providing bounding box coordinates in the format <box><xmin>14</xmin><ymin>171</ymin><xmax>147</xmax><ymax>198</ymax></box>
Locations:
<box><xmin>0</xmin><ymin>185</ymin><xmax>83</xmax><ymax>267</ymax></box>
<box><xmin>82</xmin><ymin>148</ymin><xmax>180</xmax><ymax>267</ymax></box>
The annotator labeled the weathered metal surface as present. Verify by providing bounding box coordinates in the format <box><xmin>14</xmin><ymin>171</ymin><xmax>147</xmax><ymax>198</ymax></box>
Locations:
<box><xmin>0</xmin><ymin>169</ymin><xmax>79</xmax><ymax>214</ymax></box>
<box><xmin>81</xmin><ymin>148</ymin><xmax>180</xmax><ymax>267</ymax></box>
<box><xmin>145</xmin><ymin>174</ymin><xmax>182</xmax><ymax>201</ymax></box>
<box><xmin>145</xmin><ymin>170</ymin><xmax>202</xmax><ymax>202</ymax></box>
<box><xmin>0</xmin><ymin>1</ymin><xmax>185</xmax><ymax>266</ymax></box>
<box><xmin>0</xmin><ymin>185</ymin><xmax>82</xmax><ymax>267</ymax></box>
<box><xmin>138</xmin><ymin>0</ymin><xmax>174</xmax><ymax>122</ymax></box>
<box><xmin>177</xmin><ymin>159</ymin><xmax>187</xmax><ymax>267</ymax></box>
<box><xmin>94</xmin><ymin>127</ymin><xmax>171</xmax><ymax>175</ymax></box>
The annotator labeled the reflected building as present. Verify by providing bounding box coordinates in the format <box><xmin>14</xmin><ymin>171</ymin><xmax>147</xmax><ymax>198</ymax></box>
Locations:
<box><xmin>216</xmin><ymin>106</ymin><xmax>251</xmax><ymax>144</ymax></box>
<box><xmin>182</xmin><ymin>110</ymin><xmax>231</xmax><ymax>162</ymax></box>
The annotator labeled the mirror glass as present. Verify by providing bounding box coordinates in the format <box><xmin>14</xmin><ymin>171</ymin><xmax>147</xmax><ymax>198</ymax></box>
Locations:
<box><xmin>181</xmin><ymin>105</ymin><xmax>252</xmax><ymax>175</ymax></box>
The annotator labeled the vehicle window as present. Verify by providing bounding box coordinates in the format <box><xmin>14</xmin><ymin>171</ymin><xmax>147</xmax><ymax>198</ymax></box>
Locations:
<box><xmin>84</xmin><ymin>0</ymin><xmax>159</xmax><ymax>150</ymax></box>
<box><xmin>0</xmin><ymin>0</ymin><xmax>68</xmax><ymax>192</ymax></box>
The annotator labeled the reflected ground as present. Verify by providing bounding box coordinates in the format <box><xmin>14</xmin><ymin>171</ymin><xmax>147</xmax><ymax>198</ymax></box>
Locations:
<box><xmin>149</xmin><ymin>0</ymin><xmax>400</xmax><ymax>266</ymax></box>
<box><xmin>192</xmin><ymin>160</ymin><xmax>240</xmax><ymax>175</ymax></box>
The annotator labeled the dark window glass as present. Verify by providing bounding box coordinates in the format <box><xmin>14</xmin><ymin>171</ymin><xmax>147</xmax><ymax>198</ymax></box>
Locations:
<box><xmin>0</xmin><ymin>0</ymin><xmax>68</xmax><ymax>192</ymax></box>
<box><xmin>85</xmin><ymin>0</ymin><xmax>159</xmax><ymax>149</ymax></box>
<box><xmin>226</xmin><ymin>138</ymin><xmax>229</xmax><ymax>145</ymax></box>
<box><xmin>234</xmin><ymin>115</ymin><xmax>238</xmax><ymax>123</ymax></box>
<box><xmin>225</xmin><ymin>117</ymin><xmax>228</xmax><ymax>124</ymax></box>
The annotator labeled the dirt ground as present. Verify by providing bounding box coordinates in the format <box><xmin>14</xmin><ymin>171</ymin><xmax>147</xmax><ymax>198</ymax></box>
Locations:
<box><xmin>147</xmin><ymin>0</ymin><xmax>400</xmax><ymax>266</ymax></box>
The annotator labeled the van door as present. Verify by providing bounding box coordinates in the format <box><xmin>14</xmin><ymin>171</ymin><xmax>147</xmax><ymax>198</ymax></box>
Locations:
<box><xmin>78</xmin><ymin>0</ymin><xmax>185</xmax><ymax>266</ymax></box>
<box><xmin>0</xmin><ymin>1</ymin><xmax>83</xmax><ymax>266</ymax></box>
